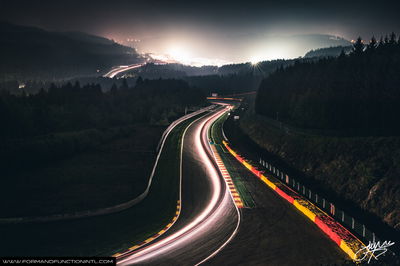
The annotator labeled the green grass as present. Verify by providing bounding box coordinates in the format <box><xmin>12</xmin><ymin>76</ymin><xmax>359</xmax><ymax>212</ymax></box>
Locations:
<box><xmin>0</xmin><ymin>112</ymin><xmax>206</xmax><ymax>257</ymax></box>
<box><xmin>210</xmin><ymin>112</ymin><xmax>255</xmax><ymax>207</ymax></box>
<box><xmin>0</xmin><ymin>125</ymin><xmax>164</xmax><ymax>217</ymax></box>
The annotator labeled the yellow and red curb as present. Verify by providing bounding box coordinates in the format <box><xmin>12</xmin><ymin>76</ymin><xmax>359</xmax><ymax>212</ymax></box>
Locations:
<box><xmin>210</xmin><ymin>145</ymin><xmax>244</xmax><ymax>208</ymax></box>
<box><xmin>112</xmin><ymin>199</ymin><xmax>181</xmax><ymax>259</ymax></box>
<box><xmin>222</xmin><ymin>140</ymin><xmax>366</xmax><ymax>261</ymax></box>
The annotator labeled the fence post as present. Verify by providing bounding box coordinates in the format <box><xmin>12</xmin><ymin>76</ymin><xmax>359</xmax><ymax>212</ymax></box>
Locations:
<box><xmin>351</xmin><ymin>218</ymin><xmax>354</xmax><ymax>229</ymax></box>
<box><xmin>286</xmin><ymin>175</ymin><xmax>289</xmax><ymax>184</ymax></box>
<box><xmin>362</xmin><ymin>225</ymin><xmax>365</xmax><ymax>237</ymax></box>
<box><xmin>372</xmin><ymin>232</ymin><xmax>375</xmax><ymax>242</ymax></box>
<box><xmin>330</xmin><ymin>203</ymin><xmax>335</xmax><ymax>215</ymax></box>
<box><xmin>323</xmin><ymin>199</ymin><xmax>325</xmax><ymax>208</ymax></box>
<box><xmin>342</xmin><ymin>211</ymin><xmax>344</xmax><ymax>222</ymax></box>
<box><xmin>303</xmin><ymin>186</ymin><xmax>305</xmax><ymax>195</ymax></box>
<box><xmin>297</xmin><ymin>182</ymin><xmax>300</xmax><ymax>191</ymax></box>
<box><xmin>315</xmin><ymin>194</ymin><xmax>318</xmax><ymax>203</ymax></box>
<box><xmin>308</xmin><ymin>189</ymin><xmax>311</xmax><ymax>199</ymax></box>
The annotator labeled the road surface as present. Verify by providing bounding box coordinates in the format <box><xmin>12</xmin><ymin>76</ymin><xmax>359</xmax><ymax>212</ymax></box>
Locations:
<box><xmin>118</xmin><ymin>107</ymin><xmax>240</xmax><ymax>265</ymax></box>
<box><xmin>103</xmin><ymin>63</ymin><xmax>144</xmax><ymax>78</ymax></box>
<box><xmin>118</xmin><ymin>105</ymin><xmax>346</xmax><ymax>265</ymax></box>
<box><xmin>205</xmin><ymin>108</ymin><xmax>346</xmax><ymax>265</ymax></box>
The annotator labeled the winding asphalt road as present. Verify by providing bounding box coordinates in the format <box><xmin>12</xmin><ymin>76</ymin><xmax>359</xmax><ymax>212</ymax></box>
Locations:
<box><xmin>103</xmin><ymin>63</ymin><xmax>144</xmax><ymax>78</ymax></box>
<box><xmin>119</xmin><ymin>107</ymin><xmax>240</xmax><ymax>265</ymax></box>
<box><xmin>119</xmin><ymin>105</ymin><xmax>345</xmax><ymax>265</ymax></box>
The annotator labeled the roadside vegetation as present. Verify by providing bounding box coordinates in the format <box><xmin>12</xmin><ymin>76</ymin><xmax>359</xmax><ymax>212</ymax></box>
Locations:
<box><xmin>0</xmin><ymin>112</ymin><xmax>205</xmax><ymax>256</ymax></box>
<box><xmin>256</xmin><ymin>33</ymin><xmax>400</xmax><ymax>135</ymax></box>
<box><xmin>230</xmin><ymin>34</ymin><xmax>400</xmax><ymax>236</ymax></box>
<box><xmin>0</xmin><ymin>78</ymin><xmax>205</xmax><ymax>217</ymax></box>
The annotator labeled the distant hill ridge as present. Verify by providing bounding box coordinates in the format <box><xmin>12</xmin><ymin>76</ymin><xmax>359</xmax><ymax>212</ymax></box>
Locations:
<box><xmin>0</xmin><ymin>21</ymin><xmax>143</xmax><ymax>81</ymax></box>
<box><xmin>304</xmin><ymin>45</ymin><xmax>353</xmax><ymax>58</ymax></box>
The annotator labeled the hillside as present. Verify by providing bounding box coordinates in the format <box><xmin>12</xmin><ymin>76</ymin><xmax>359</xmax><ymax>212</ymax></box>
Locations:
<box><xmin>304</xmin><ymin>45</ymin><xmax>353</xmax><ymax>58</ymax></box>
<box><xmin>242</xmin><ymin>34</ymin><xmax>400</xmax><ymax>232</ymax></box>
<box><xmin>256</xmin><ymin>35</ymin><xmax>400</xmax><ymax>135</ymax></box>
<box><xmin>0</xmin><ymin>21</ymin><xmax>143</xmax><ymax>81</ymax></box>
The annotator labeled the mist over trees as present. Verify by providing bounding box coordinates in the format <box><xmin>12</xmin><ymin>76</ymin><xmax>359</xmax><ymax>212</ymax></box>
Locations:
<box><xmin>255</xmin><ymin>33</ymin><xmax>400</xmax><ymax>135</ymax></box>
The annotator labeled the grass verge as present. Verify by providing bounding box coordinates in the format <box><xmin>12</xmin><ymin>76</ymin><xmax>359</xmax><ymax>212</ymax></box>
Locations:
<box><xmin>1</xmin><ymin>125</ymin><xmax>164</xmax><ymax>217</ymax></box>
<box><xmin>210</xmin><ymin>112</ymin><xmax>255</xmax><ymax>207</ymax></box>
<box><xmin>0</xmin><ymin>112</ymin><xmax>206</xmax><ymax>256</ymax></box>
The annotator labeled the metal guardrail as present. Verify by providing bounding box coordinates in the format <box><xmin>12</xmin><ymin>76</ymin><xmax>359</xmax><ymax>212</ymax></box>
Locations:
<box><xmin>259</xmin><ymin>157</ymin><xmax>377</xmax><ymax>244</ymax></box>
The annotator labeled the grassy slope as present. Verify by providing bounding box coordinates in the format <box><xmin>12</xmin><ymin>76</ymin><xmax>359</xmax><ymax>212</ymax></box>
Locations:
<box><xmin>210</xmin><ymin>112</ymin><xmax>255</xmax><ymax>207</ymax></box>
<box><xmin>1</xmin><ymin>125</ymin><xmax>164</xmax><ymax>217</ymax></box>
<box><xmin>0</xmin><ymin>112</ymin><xmax>204</xmax><ymax>256</ymax></box>
<box><xmin>238</xmin><ymin>113</ymin><xmax>400</xmax><ymax>232</ymax></box>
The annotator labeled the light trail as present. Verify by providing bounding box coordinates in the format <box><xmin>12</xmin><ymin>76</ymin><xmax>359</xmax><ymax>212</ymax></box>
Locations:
<box><xmin>195</xmin><ymin>106</ymin><xmax>242</xmax><ymax>265</ymax></box>
<box><xmin>103</xmin><ymin>63</ymin><xmax>144</xmax><ymax>78</ymax></box>
<box><xmin>118</xmin><ymin>108</ymin><xmax>240</xmax><ymax>265</ymax></box>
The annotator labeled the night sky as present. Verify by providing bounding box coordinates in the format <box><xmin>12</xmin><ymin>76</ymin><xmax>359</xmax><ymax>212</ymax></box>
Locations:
<box><xmin>1</xmin><ymin>0</ymin><xmax>399</xmax><ymax>65</ymax></box>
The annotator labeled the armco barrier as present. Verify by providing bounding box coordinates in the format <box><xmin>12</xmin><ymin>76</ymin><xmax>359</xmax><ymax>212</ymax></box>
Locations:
<box><xmin>222</xmin><ymin>140</ymin><xmax>366</xmax><ymax>261</ymax></box>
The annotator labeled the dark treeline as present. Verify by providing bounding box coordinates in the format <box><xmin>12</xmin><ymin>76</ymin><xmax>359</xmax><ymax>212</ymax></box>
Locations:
<box><xmin>185</xmin><ymin>73</ymin><xmax>262</xmax><ymax>95</ymax></box>
<box><xmin>0</xmin><ymin>78</ymin><xmax>205</xmax><ymax>172</ymax></box>
<box><xmin>303</xmin><ymin>45</ymin><xmax>353</xmax><ymax>58</ymax></box>
<box><xmin>0</xmin><ymin>78</ymin><xmax>205</xmax><ymax>139</ymax></box>
<box><xmin>256</xmin><ymin>33</ymin><xmax>400</xmax><ymax>135</ymax></box>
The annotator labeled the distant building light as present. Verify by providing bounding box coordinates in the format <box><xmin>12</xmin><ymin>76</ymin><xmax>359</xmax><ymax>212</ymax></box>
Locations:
<box><xmin>18</xmin><ymin>83</ymin><xmax>25</xmax><ymax>89</ymax></box>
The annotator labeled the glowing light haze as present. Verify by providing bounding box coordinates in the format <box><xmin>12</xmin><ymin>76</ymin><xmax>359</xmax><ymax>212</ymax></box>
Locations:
<box><xmin>1</xmin><ymin>0</ymin><xmax>399</xmax><ymax>65</ymax></box>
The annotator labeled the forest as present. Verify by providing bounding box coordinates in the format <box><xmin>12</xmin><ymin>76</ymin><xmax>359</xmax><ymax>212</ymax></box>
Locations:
<box><xmin>0</xmin><ymin>78</ymin><xmax>205</xmax><ymax>173</ymax></box>
<box><xmin>255</xmin><ymin>33</ymin><xmax>400</xmax><ymax>136</ymax></box>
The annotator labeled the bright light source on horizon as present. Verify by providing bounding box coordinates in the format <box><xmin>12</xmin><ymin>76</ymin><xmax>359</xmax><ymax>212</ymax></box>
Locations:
<box><xmin>249</xmin><ymin>55</ymin><xmax>264</xmax><ymax>65</ymax></box>
<box><xmin>249</xmin><ymin>45</ymin><xmax>291</xmax><ymax>64</ymax></box>
<box><xmin>167</xmin><ymin>46</ymin><xmax>192</xmax><ymax>65</ymax></box>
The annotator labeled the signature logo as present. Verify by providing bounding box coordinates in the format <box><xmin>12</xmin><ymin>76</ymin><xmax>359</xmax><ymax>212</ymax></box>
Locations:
<box><xmin>355</xmin><ymin>240</ymin><xmax>395</xmax><ymax>263</ymax></box>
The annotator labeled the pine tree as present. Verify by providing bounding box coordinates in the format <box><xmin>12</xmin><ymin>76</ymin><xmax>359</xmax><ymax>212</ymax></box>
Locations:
<box><xmin>110</xmin><ymin>83</ymin><xmax>118</xmax><ymax>95</ymax></box>
<box><xmin>384</xmin><ymin>35</ymin><xmax>389</xmax><ymax>44</ymax></box>
<box><xmin>136</xmin><ymin>76</ymin><xmax>144</xmax><ymax>86</ymax></box>
<box><xmin>378</xmin><ymin>36</ymin><xmax>384</xmax><ymax>48</ymax></box>
<box><xmin>367</xmin><ymin>36</ymin><xmax>377</xmax><ymax>52</ymax></box>
<box><xmin>352</xmin><ymin>37</ymin><xmax>364</xmax><ymax>55</ymax></box>
<box><xmin>339</xmin><ymin>49</ymin><xmax>346</xmax><ymax>58</ymax></box>
<box><xmin>389</xmin><ymin>32</ymin><xmax>397</xmax><ymax>45</ymax></box>
<box><xmin>120</xmin><ymin>79</ymin><xmax>129</xmax><ymax>89</ymax></box>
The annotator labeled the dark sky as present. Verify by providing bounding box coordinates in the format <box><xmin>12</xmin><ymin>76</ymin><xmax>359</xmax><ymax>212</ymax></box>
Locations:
<box><xmin>1</xmin><ymin>0</ymin><xmax>399</xmax><ymax>64</ymax></box>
